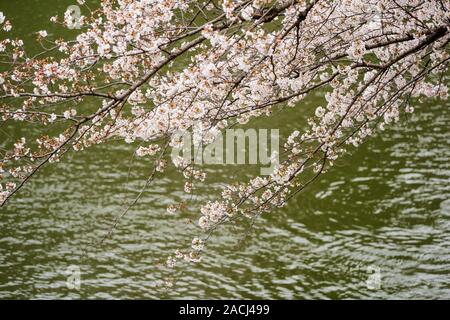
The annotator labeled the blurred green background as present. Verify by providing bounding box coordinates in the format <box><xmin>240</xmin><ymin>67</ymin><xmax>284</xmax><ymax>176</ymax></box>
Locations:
<box><xmin>0</xmin><ymin>0</ymin><xmax>449</xmax><ymax>299</ymax></box>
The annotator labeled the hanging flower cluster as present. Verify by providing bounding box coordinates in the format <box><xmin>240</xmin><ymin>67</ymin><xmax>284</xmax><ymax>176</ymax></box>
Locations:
<box><xmin>0</xmin><ymin>0</ymin><xmax>449</xmax><ymax>268</ymax></box>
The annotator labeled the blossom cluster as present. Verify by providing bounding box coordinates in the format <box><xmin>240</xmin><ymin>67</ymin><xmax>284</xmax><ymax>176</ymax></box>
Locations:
<box><xmin>0</xmin><ymin>0</ymin><xmax>448</xmax><ymax>267</ymax></box>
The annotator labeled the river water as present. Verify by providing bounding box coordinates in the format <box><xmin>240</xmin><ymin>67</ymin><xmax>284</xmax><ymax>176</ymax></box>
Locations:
<box><xmin>0</xmin><ymin>0</ymin><xmax>449</xmax><ymax>299</ymax></box>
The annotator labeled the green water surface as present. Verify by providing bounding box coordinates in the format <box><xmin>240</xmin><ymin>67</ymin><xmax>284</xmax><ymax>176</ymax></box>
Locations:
<box><xmin>0</xmin><ymin>0</ymin><xmax>449</xmax><ymax>299</ymax></box>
